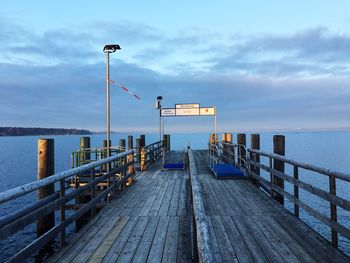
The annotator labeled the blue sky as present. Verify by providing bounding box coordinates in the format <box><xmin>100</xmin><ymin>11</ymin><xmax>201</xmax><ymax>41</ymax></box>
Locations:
<box><xmin>1</xmin><ymin>1</ymin><xmax>350</xmax><ymax>132</ymax></box>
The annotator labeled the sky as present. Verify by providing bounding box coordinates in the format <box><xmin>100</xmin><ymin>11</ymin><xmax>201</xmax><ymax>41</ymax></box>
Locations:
<box><xmin>1</xmin><ymin>1</ymin><xmax>350</xmax><ymax>133</ymax></box>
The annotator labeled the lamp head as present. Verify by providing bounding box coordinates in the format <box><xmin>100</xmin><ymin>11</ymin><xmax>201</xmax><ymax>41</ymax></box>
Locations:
<box><xmin>156</xmin><ymin>96</ymin><xmax>163</xmax><ymax>109</ymax></box>
<box><xmin>103</xmin><ymin>44</ymin><xmax>121</xmax><ymax>53</ymax></box>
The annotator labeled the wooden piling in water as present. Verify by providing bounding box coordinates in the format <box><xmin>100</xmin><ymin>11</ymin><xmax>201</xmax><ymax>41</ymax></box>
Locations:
<box><xmin>136</xmin><ymin>138</ymin><xmax>141</xmax><ymax>164</ymax></box>
<box><xmin>237</xmin><ymin>133</ymin><xmax>246</xmax><ymax>167</ymax></box>
<box><xmin>163</xmin><ymin>134</ymin><xmax>167</xmax><ymax>152</ymax></box>
<box><xmin>163</xmin><ymin>134</ymin><xmax>170</xmax><ymax>151</ymax></box>
<box><xmin>273</xmin><ymin>135</ymin><xmax>285</xmax><ymax>205</ymax></box>
<box><xmin>250</xmin><ymin>134</ymin><xmax>260</xmax><ymax>185</ymax></box>
<box><xmin>128</xmin><ymin>136</ymin><xmax>133</xmax><ymax>150</ymax></box>
<box><xmin>102</xmin><ymin>140</ymin><xmax>111</xmax><ymax>171</ymax></box>
<box><xmin>79</xmin><ymin>137</ymin><xmax>90</xmax><ymax>164</ymax></box>
<box><xmin>140</xmin><ymin>134</ymin><xmax>145</xmax><ymax>147</ymax></box>
<box><xmin>119</xmin><ymin>139</ymin><xmax>126</xmax><ymax>151</ymax></box>
<box><xmin>37</xmin><ymin>139</ymin><xmax>55</xmax><ymax>237</ymax></box>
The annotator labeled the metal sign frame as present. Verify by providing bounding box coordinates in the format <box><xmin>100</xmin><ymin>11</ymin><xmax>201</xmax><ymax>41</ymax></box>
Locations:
<box><xmin>160</xmin><ymin>103</ymin><xmax>217</xmax><ymax>137</ymax></box>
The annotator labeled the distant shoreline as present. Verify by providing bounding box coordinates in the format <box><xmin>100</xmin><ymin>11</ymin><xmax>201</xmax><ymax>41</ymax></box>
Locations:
<box><xmin>0</xmin><ymin>127</ymin><xmax>92</xmax><ymax>136</ymax></box>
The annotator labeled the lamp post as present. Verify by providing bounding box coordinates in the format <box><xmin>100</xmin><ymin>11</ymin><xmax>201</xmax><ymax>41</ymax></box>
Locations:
<box><xmin>156</xmin><ymin>96</ymin><xmax>163</xmax><ymax>141</ymax></box>
<box><xmin>103</xmin><ymin>44</ymin><xmax>121</xmax><ymax>166</ymax></box>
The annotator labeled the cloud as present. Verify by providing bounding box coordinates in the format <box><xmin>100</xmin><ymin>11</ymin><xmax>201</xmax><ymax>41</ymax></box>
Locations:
<box><xmin>0</xmin><ymin>20</ymin><xmax>349</xmax><ymax>132</ymax></box>
<box><xmin>213</xmin><ymin>27</ymin><xmax>350</xmax><ymax>76</ymax></box>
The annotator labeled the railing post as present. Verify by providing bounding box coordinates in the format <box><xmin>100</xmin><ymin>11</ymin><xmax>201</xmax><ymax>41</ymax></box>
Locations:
<box><xmin>237</xmin><ymin>133</ymin><xmax>246</xmax><ymax>168</ymax></box>
<box><xmin>119</xmin><ymin>139</ymin><xmax>126</xmax><ymax>189</ymax></box>
<box><xmin>293</xmin><ymin>165</ymin><xmax>299</xmax><ymax>217</ymax></box>
<box><xmin>127</xmin><ymin>135</ymin><xmax>135</xmax><ymax>185</ymax></box>
<box><xmin>90</xmin><ymin>168</ymin><xmax>96</xmax><ymax>217</ymax></box>
<box><xmin>141</xmin><ymin>147</ymin><xmax>147</xmax><ymax>171</ymax></box>
<box><xmin>150</xmin><ymin>145</ymin><xmax>155</xmax><ymax>162</ymax></box>
<box><xmin>59</xmin><ymin>178</ymin><xmax>66</xmax><ymax>247</ymax></box>
<box><xmin>273</xmin><ymin>135</ymin><xmax>285</xmax><ymax>205</ymax></box>
<box><xmin>37</xmin><ymin>139</ymin><xmax>55</xmax><ymax>237</ymax></box>
<box><xmin>250</xmin><ymin>134</ymin><xmax>260</xmax><ymax>185</ymax></box>
<box><xmin>329</xmin><ymin>175</ymin><xmax>338</xmax><ymax>248</ymax></box>
<box><xmin>80</xmin><ymin>136</ymin><xmax>90</xmax><ymax>165</ymax></box>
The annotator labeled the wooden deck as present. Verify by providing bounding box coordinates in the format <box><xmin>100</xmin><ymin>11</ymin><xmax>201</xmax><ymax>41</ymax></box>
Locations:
<box><xmin>49</xmin><ymin>151</ymin><xmax>349</xmax><ymax>263</ymax></box>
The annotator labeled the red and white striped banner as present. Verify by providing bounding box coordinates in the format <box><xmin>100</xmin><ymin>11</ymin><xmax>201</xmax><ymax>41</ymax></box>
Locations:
<box><xmin>110</xmin><ymin>79</ymin><xmax>141</xmax><ymax>100</ymax></box>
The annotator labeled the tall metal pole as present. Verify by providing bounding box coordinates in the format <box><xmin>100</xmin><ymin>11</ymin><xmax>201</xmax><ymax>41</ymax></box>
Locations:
<box><xmin>106</xmin><ymin>51</ymin><xmax>110</xmax><ymax>167</ymax></box>
<box><xmin>159</xmin><ymin>112</ymin><xmax>161</xmax><ymax>141</ymax></box>
<box><xmin>214</xmin><ymin>107</ymin><xmax>217</xmax><ymax>141</ymax></box>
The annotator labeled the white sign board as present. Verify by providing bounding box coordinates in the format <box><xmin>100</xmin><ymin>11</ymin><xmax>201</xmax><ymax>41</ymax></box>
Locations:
<box><xmin>176</xmin><ymin>108</ymin><xmax>200</xmax><ymax>116</ymax></box>
<box><xmin>176</xmin><ymin>103</ymin><xmax>200</xmax><ymax>109</ymax></box>
<box><xmin>160</xmin><ymin>106</ymin><xmax>215</xmax><ymax>117</ymax></box>
<box><xmin>160</xmin><ymin>108</ymin><xmax>176</xmax><ymax>117</ymax></box>
<box><xmin>200</xmin><ymin>107</ymin><xmax>215</xmax><ymax>116</ymax></box>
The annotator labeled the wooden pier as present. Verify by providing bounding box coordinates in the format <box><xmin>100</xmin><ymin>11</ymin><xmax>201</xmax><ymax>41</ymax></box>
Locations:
<box><xmin>47</xmin><ymin>150</ymin><xmax>348</xmax><ymax>263</ymax></box>
<box><xmin>1</xmin><ymin>134</ymin><xmax>350</xmax><ymax>263</ymax></box>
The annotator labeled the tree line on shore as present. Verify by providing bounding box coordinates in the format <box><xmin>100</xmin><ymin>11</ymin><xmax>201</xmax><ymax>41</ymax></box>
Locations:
<box><xmin>0</xmin><ymin>127</ymin><xmax>91</xmax><ymax>136</ymax></box>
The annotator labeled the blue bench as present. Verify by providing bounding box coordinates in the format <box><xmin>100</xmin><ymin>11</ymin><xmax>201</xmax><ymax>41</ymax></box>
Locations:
<box><xmin>212</xmin><ymin>163</ymin><xmax>245</xmax><ymax>179</ymax></box>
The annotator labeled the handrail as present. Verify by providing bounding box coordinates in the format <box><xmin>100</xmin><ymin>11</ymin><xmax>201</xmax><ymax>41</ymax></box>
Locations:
<box><xmin>188</xmin><ymin>148</ymin><xmax>216</xmax><ymax>263</ymax></box>
<box><xmin>0</xmin><ymin>139</ymin><xmax>165</xmax><ymax>262</ymax></box>
<box><xmin>212</xmin><ymin>139</ymin><xmax>350</xmax><ymax>250</ymax></box>
<box><xmin>248</xmin><ymin>148</ymin><xmax>350</xmax><ymax>182</ymax></box>
<box><xmin>0</xmin><ymin>150</ymin><xmax>134</xmax><ymax>205</ymax></box>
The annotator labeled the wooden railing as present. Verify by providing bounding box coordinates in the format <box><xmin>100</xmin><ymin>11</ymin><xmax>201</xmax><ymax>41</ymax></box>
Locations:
<box><xmin>247</xmin><ymin>148</ymin><xmax>350</xmax><ymax>249</ymax></box>
<box><xmin>0</xmin><ymin>139</ymin><xmax>165</xmax><ymax>263</ymax></box>
<box><xmin>209</xmin><ymin>137</ymin><xmax>350</xmax><ymax>250</ymax></box>
<box><xmin>0</xmin><ymin>150</ymin><xmax>134</xmax><ymax>263</ymax></box>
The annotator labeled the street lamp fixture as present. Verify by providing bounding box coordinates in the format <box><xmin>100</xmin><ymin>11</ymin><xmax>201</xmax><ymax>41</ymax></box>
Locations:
<box><xmin>104</xmin><ymin>44</ymin><xmax>121</xmax><ymax>170</ymax></box>
<box><xmin>156</xmin><ymin>96</ymin><xmax>163</xmax><ymax>141</ymax></box>
<box><xmin>103</xmin><ymin>44</ymin><xmax>121</xmax><ymax>53</ymax></box>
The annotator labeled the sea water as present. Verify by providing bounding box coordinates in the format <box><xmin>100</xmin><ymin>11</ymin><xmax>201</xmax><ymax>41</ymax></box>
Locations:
<box><xmin>0</xmin><ymin>131</ymin><xmax>350</xmax><ymax>261</ymax></box>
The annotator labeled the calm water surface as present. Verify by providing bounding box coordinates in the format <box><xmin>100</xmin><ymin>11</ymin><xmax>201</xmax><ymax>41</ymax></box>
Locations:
<box><xmin>0</xmin><ymin>131</ymin><xmax>350</xmax><ymax>261</ymax></box>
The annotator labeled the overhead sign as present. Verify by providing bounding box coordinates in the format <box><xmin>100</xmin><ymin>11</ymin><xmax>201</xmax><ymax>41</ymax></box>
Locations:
<box><xmin>176</xmin><ymin>108</ymin><xmax>200</xmax><ymax>116</ymax></box>
<box><xmin>200</xmin><ymin>107</ymin><xmax>215</xmax><ymax>116</ymax></box>
<box><xmin>160</xmin><ymin>108</ymin><xmax>176</xmax><ymax>117</ymax></box>
<box><xmin>160</xmin><ymin>106</ymin><xmax>215</xmax><ymax>117</ymax></box>
<box><xmin>175</xmin><ymin>103</ymin><xmax>200</xmax><ymax>109</ymax></box>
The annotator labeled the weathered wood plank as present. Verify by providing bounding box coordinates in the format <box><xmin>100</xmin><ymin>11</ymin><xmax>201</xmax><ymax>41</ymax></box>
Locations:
<box><xmin>176</xmin><ymin>176</ymin><xmax>187</xmax><ymax>216</ymax></box>
<box><xmin>101</xmin><ymin>216</ymin><xmax>139</xmax><ymax>262</ymax></box>
<box><xmin>274</xmin><ymin>215</ymin><xmax>349</xmax><ymax>263</ymax></box>
<box><xmin>168</xmin><ymin>179</ymin><xmax>181</xmax><ymax>216</ymax></box>
<box><xmin>261</xmin><ymin>216</ymin><xmax>316</xmax><ymax>263</ymax></box>
<box><xmin>244</xmin><ymin>216</ymin><xmax>300</xmax><ymax>263</ymax></box>
<box><xmin>162</xmin><ymin>216</ymin><xmax>179</xmax><ymax>262</ymax></box>
<box><xmin>148</xmin><ymin>179</ymin><xmax>171</xmax><ymax>216</ymax></box>
<box><xmin>230</xmin><ymin>215</ymin><xmax>268</xmax><ymax>263</ymax></box>
<box><xmin>139</xmin><ymin>179</ymin><xmax>167</xmax><ymax>216</ymax></box>
<box><xmin>249</xmin><ymin>216</ymin><xmax>300</xmax><ymax>263</ymax></box>
<box><xmin>176</xmin><ymin>216</ymin><xmax>192</xmax><ymax>263</ymax></box>
<box><xmin>158</xmin><ymin>179</ymin><xmax>175</xmax><ymax>216</ymax></box>
<box><xmin>146</xmin><ymin>216</ymin><xmax>170</xmax><ymax>263</ymax></box>
<box><xmin>131</xmin><ymin>216</ymin><xmax>160</xmax><ymax>263</ymax></box>
<box><xmin>116</xmin><ymin>216</ymin><xmax>149</xmax><ymax>263</ymax></box>
<box><xmin>206</xmin><ymin>217</ymin><xmax>223</xmax><ymax>262</ymax></box>
<box><xmin>221</xmin><ymin>216</ymin><xmax>254</xmax><ymax>263</ymax></box>
<box><xmin>210</xmin><ymin>216</ymin><xmax>238</xmax><ymax>262</ymax></box>
<box><xmin>86</xmin><ymin>216</ymin><xmax>129</xmax><ymax>262</ymax></box>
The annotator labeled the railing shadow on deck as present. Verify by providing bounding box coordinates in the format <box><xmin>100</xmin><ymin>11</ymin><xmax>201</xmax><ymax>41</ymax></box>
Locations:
<box><xmin>209</xmin><ymin>137</ymin><xmax>350</xmax><ymax>254</ymax></box>
<box><xmin>0</xmin><ymin>140</ymin><xmax>164</xmax><ymax>263</ymax></box>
